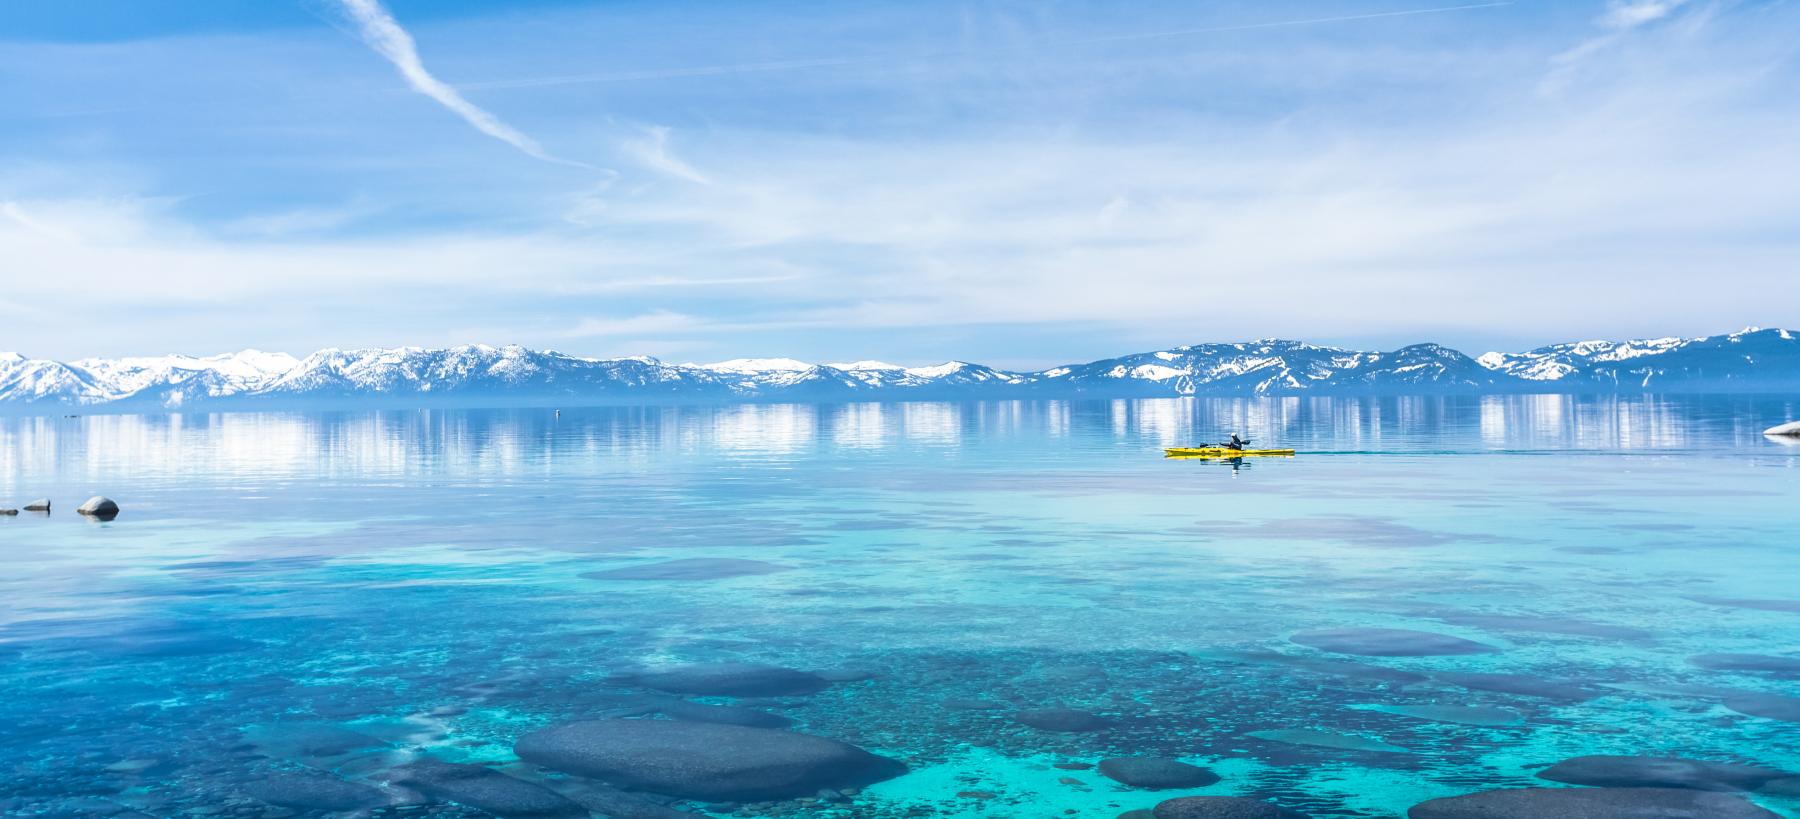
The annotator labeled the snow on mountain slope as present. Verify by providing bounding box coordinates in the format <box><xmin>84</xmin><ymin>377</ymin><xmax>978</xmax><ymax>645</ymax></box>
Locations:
<box><xmin>3</xmin><ymin>328</ymin><xmax>1797</xmax><ymax>413</ymax></box>
<box><xmin>1477</xmin><ymin>328</ymin><xmax>1800</xmax><ymax>389</ymax></box>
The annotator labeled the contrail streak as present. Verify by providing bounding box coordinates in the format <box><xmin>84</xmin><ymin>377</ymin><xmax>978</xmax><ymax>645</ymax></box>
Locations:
<box><xmin>459</xmin><ymin>2</ymin><xmax>1513</xmax><ymax>91</ymax></box>
<box><xmin>334</xmin><ymin>0</ymin><xmax>586</xmax><ymax>166</ymax></box>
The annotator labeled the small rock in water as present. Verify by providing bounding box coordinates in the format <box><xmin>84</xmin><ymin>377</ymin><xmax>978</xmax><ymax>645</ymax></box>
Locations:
<box><xmin>393</xmin><ymin>760</ymin><xmax>587</xmax><ymax>817</ymax></box>
<box><xmin>1434</xmin><ymin>671</ymin><xmax>1597</xmax><ymax>702</ymax></box>
<box><xmin>77</xmin><ymin>496</ymin><xmax>120</xmax><ymax>519</ymax></box>
<box><xmin>1290</xmin><ymin>628</ymin><xmax>1498</xmax><ymax>657</ymax></box>
<box><xmin>1536</xmin><ymin>755</ymin><xmax>1786</xmax><ymax>792</ymax></box>
<box><xmin>1098</xmin><ymin>758</ymin><xmax>1220</xmax><ymax>789</ymax></box>
<box><xmin>0</xmin><ymin>507</ymin><xmax>16</xmax><ymax>516</ymax></box>
<box><xmin>242</xmin><ymin>774</ymin><xmax>389</xmax><ymax>811</ymax></box>
<box><xmin>1689</xmin><ymin>653</ymin><xmax>1800</xmax><ymax>678</ymax></box>
<box><xmin>1153</xmin><ymin>795</ymin><xmax>1310</xmax><ymax>818</ymax></box>
<box><xmin>515</xmin><ymin>719</ymin><xmax>905</xmax><ymax>802</ymax></box>
<box><xmin>1764</xmin><ymin>420</ymin><xmax>1800</xmax><ymax>436</ymax></box>
<box><xmin>622</xmin><ymin>663</ymin><xmax>832</xmax><ymax>697</ymax></box>
<box><xmin>1406</xmin><ymin>787</ymin><xmax>1780</xmax><ymax>818</ymax></box>
<box><xmin>1247</xmin><ymin>728</ymin><xmax>1407</xmax><ymax>754</ymax></box>
<box><xmin>23</xmin><ymin>499</ymin><xmax>50</xmax><ymax>512</ymax></box>
<box><xmin>1724</xmin><ymin>693</ymin><xmax>1800</xmax><ymax>723</ymax></box>
<box><xmin>1015</xmin><ymin>708</ymin><xmax>1111</xmax><ymax>732</ymax></box>
<box><xmin>582</xmin><ymin>558</ymin><xmax>789</xmax><ymax>581</ymax></box>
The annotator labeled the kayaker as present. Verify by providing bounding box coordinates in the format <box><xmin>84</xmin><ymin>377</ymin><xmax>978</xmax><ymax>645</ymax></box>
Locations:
<box><xmin>1224</xmin><ymin>433</ymin><xmax>1248</xmax><ymax>451</ymax></box>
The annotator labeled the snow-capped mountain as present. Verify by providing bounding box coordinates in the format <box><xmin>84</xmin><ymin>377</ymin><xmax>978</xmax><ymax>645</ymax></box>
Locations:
<box><xmin>1476</xmin><ymin>328</ymin><xmax>1800</xmax><ymax>390</ymax></box>
<box><xmin>2</xmin><ymin>328</ymin><xmax>1796</xmax><ymax>413</ymax></box>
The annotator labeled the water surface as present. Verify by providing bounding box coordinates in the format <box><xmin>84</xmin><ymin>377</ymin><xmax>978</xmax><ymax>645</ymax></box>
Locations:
<box><xmin>3</xmin><ymin>395</ymin><xmax>1798</xmax><ymax>817</ymax></box>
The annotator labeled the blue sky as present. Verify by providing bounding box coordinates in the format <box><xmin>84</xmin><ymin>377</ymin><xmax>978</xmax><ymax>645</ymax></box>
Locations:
<box><xmin>2</xmin><ymin>1</ymin><xmax>1797</xmax><ymax>367</ymax></box>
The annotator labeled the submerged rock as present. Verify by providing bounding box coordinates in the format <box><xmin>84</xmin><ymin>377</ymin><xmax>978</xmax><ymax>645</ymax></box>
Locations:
<box><xmin>1434</xmin><ymin>671</ymin><xmax>1597</xmax><ymax>702</ymax></box>
<box><xmin>582</xmin><ymin>558</ymin><xmax>789</xmax><ymax>581</ymax></box>
<box><xmin>514</xmin><ymin>719</ymin><xmax>904</xmax><ymax>801</ymax></box>
<box><xmin>1690</xmin><ymin>653</ymin><xmax>1800</xmax><ymax>678</ymax></box>
<box><xmin>1724</xmin><ymin>693</ymin><xmax>1800</xmax><ymax>722</ymax></box>
<box><xmin>1290</xmin><ymin>628</ymin><xmax>1498</xmax><ymax>657</ymax></box>
<box><xmin>1537</xmin><ymin>756</ymin><xmax>1786</xmax><ymax>792</ymax></box>
<box><xmin>0</xmin><ymin>507</ymin><xmax>16</xmax><ymax>516</ymax></box>
<box><xmin>76</xmin><ymin>496</ymin><xmax>119</xmax><ymax>518</ymax></box>
<box><xmin>621</xmin><ymin>663</ymin><xmax>831</xmax><ymax>697</ymax></box>
<box><xmin>23</xmin><ymin>499</ymin><xmax>50</xmax><ymax>512</ymax></box>
<box><xmin>1435</xmin><ymin>612</ymin><xmax>1651</xmax><ymax>641</ymax></box>
<box><xmin>1015</xmin><ymin>708</ymin><xmax>1111</xmax><ymax>732</ymax></box>
<box><xmin>1099</xmin><ymin>758</ymin><xmax>1220</xmax><ymax>789</ymax></box>
<box><xmin>393</xmin><ymin>760</ymin><xmax>586</xmax><ymax>818</ymax></box>
<box><xmin>1153</xmin><ymin>795</ymin><xmax>1309</xmax><ymax>818</ymax></box>
<box><xmin>1246</xmin><ymin>728</ymin><xmax>1407</xmax><ymax>754</ymax></box>
<box><xmin>242</xmin><ymin>774</ymin><xmax>389</xmax><ymax>811</ymax></box>
<box><xmin>1406</xmin><ymin>787</ymin><xmax>1780</xmax><ymax>818</ymax></box>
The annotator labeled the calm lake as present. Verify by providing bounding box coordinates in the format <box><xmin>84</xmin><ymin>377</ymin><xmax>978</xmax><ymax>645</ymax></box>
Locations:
<box><xmin>3</xmin><ymin>395</ymin><xmax>1799</xmax><ymax>818</ymax></box>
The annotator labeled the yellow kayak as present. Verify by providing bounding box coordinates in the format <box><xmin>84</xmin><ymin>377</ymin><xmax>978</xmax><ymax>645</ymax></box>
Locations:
<box><xmin>1165</xmin><ymin>447</ymin><xmax>1296</xmax><ymax>457</ymax></box>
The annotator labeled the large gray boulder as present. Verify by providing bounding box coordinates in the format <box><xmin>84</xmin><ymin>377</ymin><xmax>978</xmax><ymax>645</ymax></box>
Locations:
<box><xmin>514</xmin><ymin>719</ymin><xmax>904</xmax><ymax>801</ymax></box>
<box><xmin>1407</xmin><ymin>787</ymin><xmax>1781</xmax><ymax>818</ymax></box>
<box><xmin>1153</xmin><ymin>796</ymin><xmax>1309</xmax><ymax>818</ymax></box>
<box><xmin>1537</xmin><ymin>755</ymin><xmax>1787</xmax><ymax>792</ymax></box>
<box><xmin>1764</xmin><ymin>420</ymin><xmax>1800</xmax><ymax>436</ymax></box>
<box><xmin>23</xmin><ymin>499</ymin><xmax>50</xmax><ymax>512</ymax></box>
<box><xmin>77</xmin><ymin>496</ymin><xmax>119</xmax><ymax>518</ymax></box>
<box><xmin>1099</xmin><ymin>758</ymin><xmax>1220</xmax><ymax>789</ymax></box>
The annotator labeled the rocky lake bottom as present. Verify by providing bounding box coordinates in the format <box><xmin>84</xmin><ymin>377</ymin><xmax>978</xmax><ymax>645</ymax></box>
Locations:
<box><xmin>1</xmin><ymin>396</ymin><xmax>1798</xmax><ymax>818</ymax></box>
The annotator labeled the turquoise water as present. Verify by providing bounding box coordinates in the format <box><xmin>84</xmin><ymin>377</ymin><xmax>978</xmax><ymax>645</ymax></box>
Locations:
<box><xmin>2</xmin><ymin>395</ymin><xmax>1798</xmax><ymax>818</ymax></box>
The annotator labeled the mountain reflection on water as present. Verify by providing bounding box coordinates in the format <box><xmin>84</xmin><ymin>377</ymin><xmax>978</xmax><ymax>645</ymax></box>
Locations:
<box><xmin>1</xmin><ymin>395</ymin><xmax>1797</xmax><ymax>818</ymax></box>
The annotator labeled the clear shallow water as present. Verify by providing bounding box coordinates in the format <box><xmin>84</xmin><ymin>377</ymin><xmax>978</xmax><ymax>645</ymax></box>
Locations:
<box><xmin>2</xmin><ymin>395</ymin><xmax>1799</xmax><ymax>818</ymax></box>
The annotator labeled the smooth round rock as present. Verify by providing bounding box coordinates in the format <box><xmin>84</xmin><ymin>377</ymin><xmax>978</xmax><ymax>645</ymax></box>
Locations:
<box><xmin>76</xmin><ymin>496</ymin><xmax>119</xmax><ymax>518</ymax></box>
<box><xmin>623</xmin><ymin>663</ymin><xmax>831</xmax><ymax>696</ymax></box>
<box><xmin>1099</xmin><ymin>758</ymin><xmax>1220</xmax><ymax>789</ymax></box>
<box><xmin>1015</xmin><ymin>708</ymin><xmax>1111</xmax><ymax>732</ymax></box>
<box><xmin>1153</xmin><ymin>795</ymin><xmax>1310</xmax><ymax>818</ymax></box>
<box><xmin>1291</xmin><ymin>628</ymin><xmax>1498</xmax><ymax>657</ymax></box>
<box><xmin>243</xmin><ymin>775</ymin><xmax>389</xmax><ymax>811</ymax></box>
<box><xmin>1537</xmin><ymin>756</ymin><xmax>1786</xmax><ymax>792</ymax></box>
<box><xmin>514</xmin><ymin>719</ymin><xmax>904</xmax><ymax>801</ymax></box>
<box><xmin>1406</xmin><ymin>787</ymin><xmax>1781</xmax><ymax>818</ymax></box>
<box><xmin>1724</xmin><ymin>693</ymin><xmax>1800</xmax><ymax>722</ymax></box>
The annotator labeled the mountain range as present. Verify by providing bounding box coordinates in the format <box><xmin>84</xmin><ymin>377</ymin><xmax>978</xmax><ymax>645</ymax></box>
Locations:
<box><xmin>2</xmin><ymin>328</ymin><xmax>1796</xmax><ymax>414</ymax></box>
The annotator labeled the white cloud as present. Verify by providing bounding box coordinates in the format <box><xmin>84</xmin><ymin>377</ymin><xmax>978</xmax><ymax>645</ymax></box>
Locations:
<box><xmin>624</xmin><ymin>126</ymin><xmax>711</xmax><ymax>185</ymax></box>
<box><xmin>1599</xmin><ymin>0</ymin><xmax>1691</xmax><ymax>30</ymax></box>
<box><xmin>333</xmin><ymin>0</ymin><xmax>585</xmax><ymax>167</ymax></box>
<box><xmin>564</xmin><ymin>311</ymin><xmax>704</xmax><ymax>338</ymax></box>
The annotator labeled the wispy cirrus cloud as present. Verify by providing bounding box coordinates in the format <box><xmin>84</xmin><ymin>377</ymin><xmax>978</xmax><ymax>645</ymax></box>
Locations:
<box><xmin>332</xmin><ymin>0</ymin><xmax>584</xmax><ymax>167</ymax></box>
<box><xmin>1599</xmin><ymin>0</ymin><xmax>1692</xmax><ymax>30</ymax></box>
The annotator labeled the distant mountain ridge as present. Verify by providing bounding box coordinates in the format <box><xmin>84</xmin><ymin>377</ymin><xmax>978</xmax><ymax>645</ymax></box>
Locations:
<box><xmin>2</xmin><ymin>328</ymin><xmax>1796</xmax><ymax>413</ymax></box>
